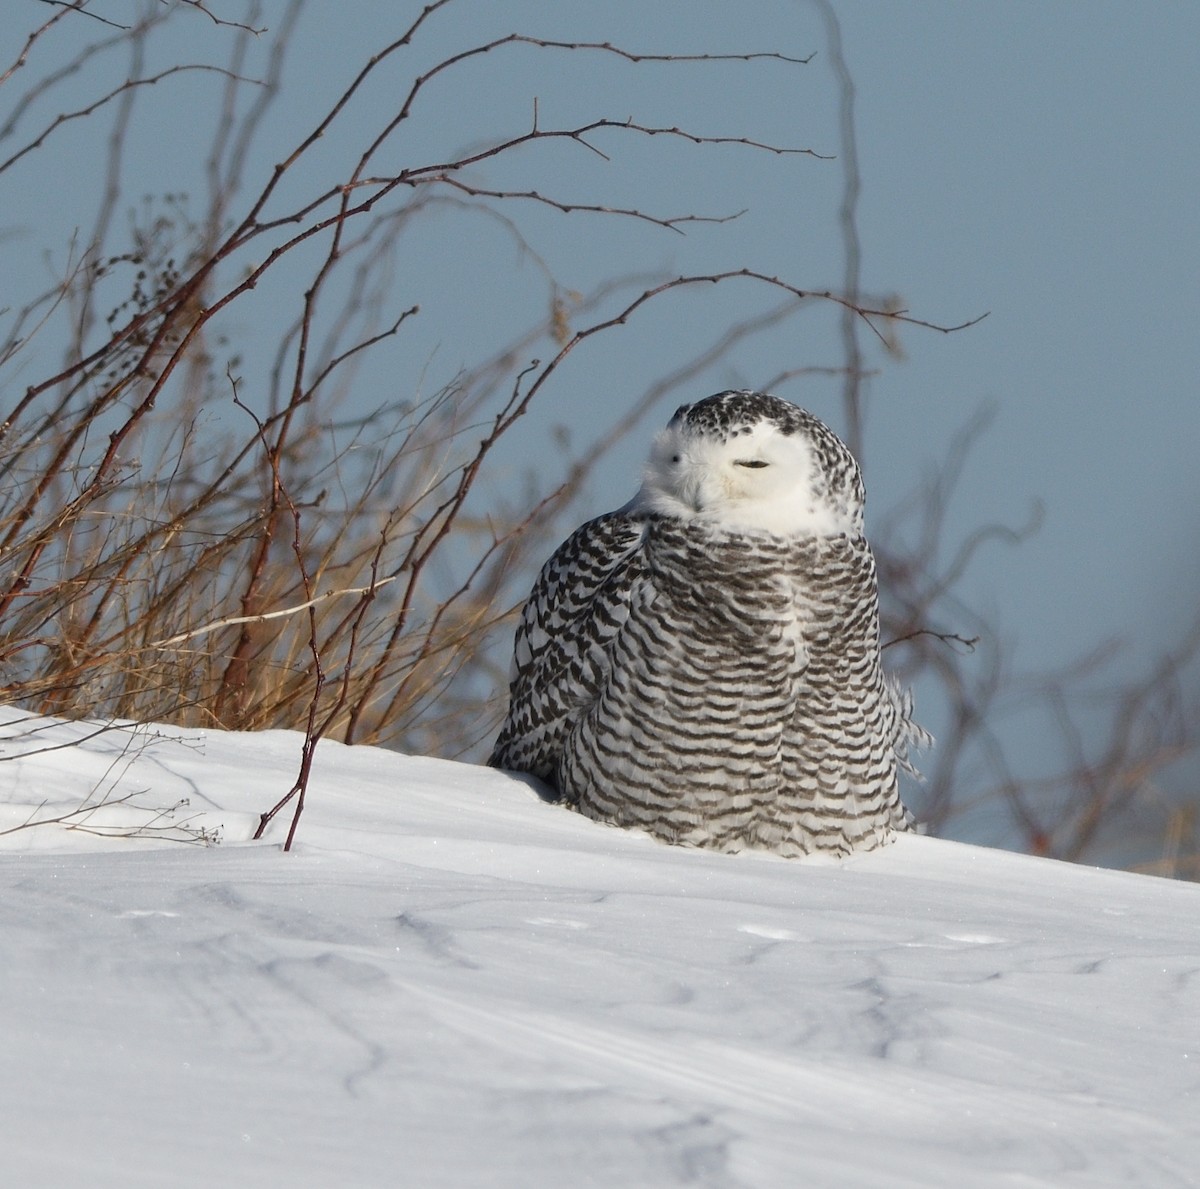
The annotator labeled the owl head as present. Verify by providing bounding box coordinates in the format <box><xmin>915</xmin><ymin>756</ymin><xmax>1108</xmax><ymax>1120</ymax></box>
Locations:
<box><xmin>636</xmin><ymin>390</ymin><xmax>865</xmax><ymax>536</ymax></box>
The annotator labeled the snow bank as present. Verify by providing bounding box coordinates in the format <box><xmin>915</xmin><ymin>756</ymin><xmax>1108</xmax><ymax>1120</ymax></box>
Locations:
<box><xmin>1</xmin><ymin>710</ymin><xmax>1196</xmax><ymax>1187</ymax></box>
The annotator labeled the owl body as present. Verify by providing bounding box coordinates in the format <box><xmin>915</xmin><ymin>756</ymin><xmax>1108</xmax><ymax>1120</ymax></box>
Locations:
<box><xmin>490</xmin><ymin>391</ymin><xmax>923</xmax><ymax>858</ymax></box>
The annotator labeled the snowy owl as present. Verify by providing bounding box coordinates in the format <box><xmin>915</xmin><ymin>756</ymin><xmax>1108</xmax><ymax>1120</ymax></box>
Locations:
<box><xmin>489</xmin><ymin>390</ymin><xmax>927</xmax><ymax>858</ymax></box>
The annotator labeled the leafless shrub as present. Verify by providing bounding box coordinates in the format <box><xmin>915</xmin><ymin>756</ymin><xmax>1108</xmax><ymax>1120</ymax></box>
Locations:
<box><xmin>4</xmin><ymin>1</ymin><xmax>973</xmax><ymax>846</ymax></box>
<box><xmin>0</xmin><ymin>709</ymin><xmax>219</xmax><ymax>845</ymax></box>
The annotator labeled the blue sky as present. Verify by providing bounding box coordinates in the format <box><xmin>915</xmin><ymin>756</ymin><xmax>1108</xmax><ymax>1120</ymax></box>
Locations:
<box><xmin>3</xmin><ymin>1</ymin><xmax>1198</xmax><ymax>854</ymax></box>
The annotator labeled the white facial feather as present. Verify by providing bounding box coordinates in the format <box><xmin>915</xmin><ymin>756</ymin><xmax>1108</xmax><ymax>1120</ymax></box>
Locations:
<box><xmin>634</xmin><ymin>416</ymin><xmax>859</xmax><ymax>536</ymax></box>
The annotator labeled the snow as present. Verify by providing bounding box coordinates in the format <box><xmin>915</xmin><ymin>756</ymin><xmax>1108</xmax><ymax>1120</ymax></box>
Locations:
<box><xmin>1</xmin><ymin>708</ymin><xmax>1197</xmax><ymax>1188</ymax></box>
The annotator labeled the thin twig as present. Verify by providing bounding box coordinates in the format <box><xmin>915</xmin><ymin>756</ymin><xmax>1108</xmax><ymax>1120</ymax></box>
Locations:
<box><xmin>146</xmin><ymin>578</ymin><xmax>399</xmax><ymax>648</ymax></box>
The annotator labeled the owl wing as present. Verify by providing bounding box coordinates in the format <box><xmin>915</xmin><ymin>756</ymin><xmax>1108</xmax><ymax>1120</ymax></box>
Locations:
<box><xmin>489</xmin><ymin>508</ymin><xmax>649</xmax><ymax>783</ymax></box>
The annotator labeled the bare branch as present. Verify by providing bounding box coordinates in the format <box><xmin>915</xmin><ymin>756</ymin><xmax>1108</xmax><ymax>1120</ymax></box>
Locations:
<box><xmin>146</xmin><ymin>578</ymin><xmax>400</xmax><ymax>649</ymax></box>
<box><xmin>883</xmin><ymin>629</ymin><xmax>979</xmax><ymax>653</ymax></box>
<box><xmin>173</xmin><ymin>0</ymin><xmax>267</xmax><ymax>35</ymax></box>
<box><xmin>0</xmin><ymin>64</ymin><xmax>261</xmax><ymax>176</ymax></box>
<box><xmin>3</xmin><ymin>3</ymin><xmax>96</xmax><ymax>88</ymax></box>
<box><xmin>425</xmin><ymin>176</ymin><xmax>744</xmax><ymax>234</ymax></box>
<box><xmin>488</xmin><ymin>34</ymin><xmax>816</xmax><ymax>69</ymax></box>
<box><xmin>33</xmin><ymin>1</ymin><xmax>128</xmax><ymax>33</ymax></box>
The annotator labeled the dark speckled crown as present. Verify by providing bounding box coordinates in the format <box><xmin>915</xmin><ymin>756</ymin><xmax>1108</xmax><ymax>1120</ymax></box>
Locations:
<box><xmin>669</xmin><ymin>390</ymin><xmax>812</xmax><ymax>440</ymax></box>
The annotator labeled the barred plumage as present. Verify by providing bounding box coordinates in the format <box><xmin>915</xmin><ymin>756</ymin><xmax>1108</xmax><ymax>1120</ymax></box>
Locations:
<box><xmin>490</xmin><ymin>390</ymin><xmax>927</xmax><ymax>858</ymax></box>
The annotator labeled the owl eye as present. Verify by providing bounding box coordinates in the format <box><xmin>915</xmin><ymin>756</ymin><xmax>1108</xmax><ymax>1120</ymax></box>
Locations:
<box><xmin>734</xmin><ymin>459</ymin><xmax>769</xmax><ymax>469</ymax></box>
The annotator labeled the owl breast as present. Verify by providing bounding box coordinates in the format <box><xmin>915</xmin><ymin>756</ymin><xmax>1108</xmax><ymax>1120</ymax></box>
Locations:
<box><xmin>557</xmin><ymin>518</ymin><xmax>895</xmax><ymax>855</ymax></box>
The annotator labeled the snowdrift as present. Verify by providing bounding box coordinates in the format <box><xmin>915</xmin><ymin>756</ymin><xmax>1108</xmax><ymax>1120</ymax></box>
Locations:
<box><xmin>1</xmin><ymin>709</ymin><xmax>1197</xmax><ymax>1187</ymax></box>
